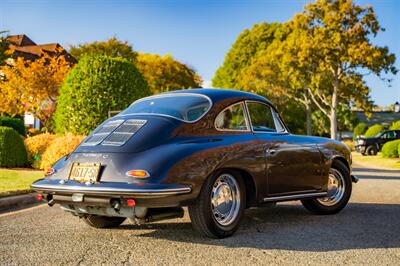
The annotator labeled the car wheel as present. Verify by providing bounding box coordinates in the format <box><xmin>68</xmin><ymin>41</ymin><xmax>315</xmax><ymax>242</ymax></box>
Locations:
<box><xmin>301</xmin><ymin>160</ymin><xmax>351</xmax><ymax>215</ymax></box>
<box><xmin>366</xmin><ymin>145</ymin><xmax>378</xmax><ymax>156</ymax></box>
<box><xmin>83</xmin><ymin>215</ymin><xmax>126</xmax><ymax>228</ymax></box>
<box><xmin>188</xmin><ymin>170</ymin><xmax>246</xmax><ymax>238</ymax></box>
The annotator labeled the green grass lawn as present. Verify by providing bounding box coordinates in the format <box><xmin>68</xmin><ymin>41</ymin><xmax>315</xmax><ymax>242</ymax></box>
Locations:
<box><xmin>0</xmin><ymin>168</ymin><xmax>44</xmax><ymax>197</ymax></box>
<box><xmin>352</xmin><ymin>152</ymin><xmax>400</xmax><ymax>169</ymax></box>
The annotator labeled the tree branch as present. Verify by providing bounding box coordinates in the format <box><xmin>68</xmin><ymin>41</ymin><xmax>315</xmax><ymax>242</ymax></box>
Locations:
<box><xmin>315</xmin><ymin>89</ymin><xmax>330</xmax><ymax>107</ymax></box>
<box><xmin>307</xmin><ymin>88</ymin><xmax>330</xmax><ymax>117</ymax></box>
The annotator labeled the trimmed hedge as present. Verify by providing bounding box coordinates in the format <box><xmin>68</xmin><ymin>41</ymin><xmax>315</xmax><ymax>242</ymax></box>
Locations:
<box><xmin>381</xmin><ymin>139</ymin><xmax>400</xmax><ymax>158</ymax></box>
<box><xmin>0</xmin><ymin>116</ymin><xmax>26</xmax><ymax>136</ymax></box>
<box><xmin>54</xmin><ymin>55</ymin><xmax>150</xmax><ymax>135</ymax></box>
<box><xmin>0</xmin><ymin>127</ymin><xmax>27</xmax><ymax>167</ymax></box>
<box><xmin>389</xmin><ymin>120</ymin><xmax>400</xmax><ymax>130</ymax></box>
<box><xmin>24</xmin><ymin>133</ymin><xmax>57</xmax><ymax>169</ymax></box>
<box><xmin>364</xmin><ymin>124</ymin><xmax>384</xmax><ymax>138</ymax></box>
<box><xmin>353</xmin><ymin>122</ymin><xmax>368</xmax><ymax>140</ymax></box>
<box><xmin>40</xmin><ymin>134</ymin><xmax>86</xmax><ymax>170</ymax></box>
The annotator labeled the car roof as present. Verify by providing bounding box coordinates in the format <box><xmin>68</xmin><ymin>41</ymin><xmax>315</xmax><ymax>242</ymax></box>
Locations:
<box><xmin>165</xmin><ymin>88</ymin><xmax>272</xmax><ymax>105</ymax></box>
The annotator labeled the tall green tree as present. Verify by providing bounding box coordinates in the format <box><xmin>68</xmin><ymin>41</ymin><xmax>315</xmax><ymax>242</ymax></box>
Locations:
<box><xmin>69</xmin><ymin>37</ymin><xmax>138</xmax><ymax>62</ymax></box>
<box><xmin>240</xmin><ymin>25</ymin><xmax>316</xmax><ymax>135</ymax></box>
<box><xmin>136</xmin><ymin>53</ymin><xmax>202</xmax><ymax>93</ymax></box>
<box><xmin>212</xmin><ymin>22</ymin><xmax>281</xmax><ymax>88</ymax></box>
<box><xmin>290</xmin><ymin>0</ymin><xmax>396</xmax><ymax>139</ymax></box>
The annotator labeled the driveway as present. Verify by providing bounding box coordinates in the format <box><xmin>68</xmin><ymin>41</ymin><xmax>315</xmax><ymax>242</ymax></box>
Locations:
<box><xmin>0</xmin><ymin>163</ymin><xmax>399</xmax><ymax>265</ymax></box>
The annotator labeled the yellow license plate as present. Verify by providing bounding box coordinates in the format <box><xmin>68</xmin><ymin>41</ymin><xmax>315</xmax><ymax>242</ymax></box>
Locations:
<box><xmin>69</xmin><ymin>163</ymin><xmax>101</xmax><ymax>183</ymax></box>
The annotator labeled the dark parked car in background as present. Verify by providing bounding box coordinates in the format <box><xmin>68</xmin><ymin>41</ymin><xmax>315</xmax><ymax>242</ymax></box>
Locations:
<box><xmin>355</xmin><ymin>130</ymin><xmax>400</xmax><ymax>156</ymax></box>
<box><xmin>32</xmin><ymin>89</ymin><xmax>358</xmax><ymax>238</ymax></box>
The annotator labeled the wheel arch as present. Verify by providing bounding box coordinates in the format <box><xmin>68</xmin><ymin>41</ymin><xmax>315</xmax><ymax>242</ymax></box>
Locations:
<box><xmin>331</xmin><ymin>155</ymin><xmax>350</xmax><ymax>172</ymax></box>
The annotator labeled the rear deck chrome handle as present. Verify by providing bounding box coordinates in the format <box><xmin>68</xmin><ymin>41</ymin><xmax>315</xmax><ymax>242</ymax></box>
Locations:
<box><xmin>266</xmin><ymin>148</ymin><xmax>277</xmax><ymax>155</ymax></box>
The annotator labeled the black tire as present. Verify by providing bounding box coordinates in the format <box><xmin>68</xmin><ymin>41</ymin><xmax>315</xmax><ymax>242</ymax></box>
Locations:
<box><xmin>301</xmin><ymin>160</ymin><xmax>352</xmax><ymax>215</ymax></box>
<box><xmin>366</xmin><ymin>145</ymin><xmax>378</xmax><ymax>156</ymax></box>
<box><xmin>83</xmin><ymin>215</ymin><xmax>126</xmax><ymax>228</ymax></box>
<box><xmin>188</xmin><ymin>170</ymin><xmax>246</xmax><ymax>238</ymax></box>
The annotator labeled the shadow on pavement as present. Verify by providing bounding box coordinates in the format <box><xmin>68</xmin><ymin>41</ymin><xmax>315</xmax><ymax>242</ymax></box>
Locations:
<box><xmin>118</xmin><ymin>203</ymin><xmax>400</xmax><ymax>252</ymax></box>
<box><xmin>352</xmin><ymin>166</ymin><xmax>400</xmax><ymax>180</ymax></box>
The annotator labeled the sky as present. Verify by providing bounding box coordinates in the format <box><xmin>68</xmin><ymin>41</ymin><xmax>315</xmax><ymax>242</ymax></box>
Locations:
<box><xmin>1</xmin><ymin>0</ymin><xmax>399</xmax><ymax>106</ymax></box>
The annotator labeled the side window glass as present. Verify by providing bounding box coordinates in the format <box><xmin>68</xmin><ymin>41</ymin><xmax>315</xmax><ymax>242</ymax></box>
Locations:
<box><xmin>247</xmin><ymin>102</ymin><xmax>277</xmax><ymax>132</ymax></box>
<box><xmin>386</xmin><ymin>132</ymin><xmax>394</xmax><ymax>139</ymax></box>
<box><xmin>273</xmin><ymin>112</ymin><xmax>286</xmax><ymax>133</ymax></box>
<box><xmin>215</xmin><ymin>103</ymin><xmax>248</xmax><ymax>131</ymax></box>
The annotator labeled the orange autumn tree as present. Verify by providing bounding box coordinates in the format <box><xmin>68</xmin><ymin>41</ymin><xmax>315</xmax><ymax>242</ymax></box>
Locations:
<box><xmin>0</xmin><ymin>48</ymin><xmax>72</xmax><ymax>130</ymax></box>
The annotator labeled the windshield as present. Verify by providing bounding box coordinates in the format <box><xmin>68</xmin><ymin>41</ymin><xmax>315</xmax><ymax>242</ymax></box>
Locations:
<box><xmin>119</xmin><ymin>94</ymin><xmax>212</xmax><ymax>122</ymax></box>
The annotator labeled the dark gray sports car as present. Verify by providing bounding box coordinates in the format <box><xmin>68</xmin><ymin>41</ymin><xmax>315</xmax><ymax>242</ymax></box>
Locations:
<box><xmin>32</xmin><ymin>88</ymin><xmax>358</xmax><ymax>238</ymax></box>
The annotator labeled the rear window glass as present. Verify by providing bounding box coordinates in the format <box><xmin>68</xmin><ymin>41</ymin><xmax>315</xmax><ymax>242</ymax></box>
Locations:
<box><xmin>119</xmin><ymin>94</ymin><xmax>211</xmax><ymax>122</ymax></box>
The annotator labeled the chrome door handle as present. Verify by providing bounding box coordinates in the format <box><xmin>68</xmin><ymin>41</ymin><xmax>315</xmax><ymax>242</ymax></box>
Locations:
<box><xmin>266</xmin><ymin>148</ymin><xmax>277</xmax><ymax>155</ymax></box>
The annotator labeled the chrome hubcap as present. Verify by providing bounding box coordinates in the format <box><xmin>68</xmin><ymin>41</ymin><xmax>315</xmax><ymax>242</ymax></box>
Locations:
<box><xmin>317</xmin><ymin>168</ymin><xmax>345</xmax><ymax>206</ymax></box>
<box><xmin>211</xmin><ymin>174</ymin><xmax>240</xmax><ymax>226</ymax></box>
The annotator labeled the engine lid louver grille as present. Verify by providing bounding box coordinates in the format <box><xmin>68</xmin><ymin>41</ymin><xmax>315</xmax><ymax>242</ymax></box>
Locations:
<box><xmin>102</xmin><ymin>120</ymin><xmax>146</xmax><ymax>146</ymax></box>
<box><xmin>82</xmin><ymin>119</ymin><xmax>146</xmax><ymax>146</ymax></box>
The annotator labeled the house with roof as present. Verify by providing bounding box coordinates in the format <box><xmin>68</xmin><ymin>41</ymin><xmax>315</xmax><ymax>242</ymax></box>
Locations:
<box><xmin>3</xmin><ymin>34</ymin><xmax>76</xmax><ymax>130</ymax></box>
<box><xmin>6</xmin><ymin>34</ymin><xmax>76</xmax><ymax>64</ymax></box>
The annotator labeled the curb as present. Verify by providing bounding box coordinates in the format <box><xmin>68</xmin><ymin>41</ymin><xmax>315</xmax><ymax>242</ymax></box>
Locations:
<box><xmin>0</xmin><ymin>193</ymin><xmax>41</xmax><ymax>212</ymax></box>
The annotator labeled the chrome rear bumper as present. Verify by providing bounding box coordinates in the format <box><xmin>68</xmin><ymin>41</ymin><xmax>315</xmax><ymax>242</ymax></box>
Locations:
<box><xmin>31</xmin><ymin>179</ymin><xmax>192</xmax><ymax>198</ymax></box>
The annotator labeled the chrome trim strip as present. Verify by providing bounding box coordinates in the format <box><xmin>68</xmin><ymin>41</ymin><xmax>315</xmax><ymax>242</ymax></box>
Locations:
<box><xmin>116</xmin><ymin>93</ymin><xmax>213</xmax><ymax>124</ymax></box>
<box><xmin>32</xmin><ymin>184</ymin><xmax>192</xmax><ymax>198</ymax></box>
<box><xmin>263</xmin><ymin>192</ymin><xmax>327</xmax><ymax>202</ymax></box>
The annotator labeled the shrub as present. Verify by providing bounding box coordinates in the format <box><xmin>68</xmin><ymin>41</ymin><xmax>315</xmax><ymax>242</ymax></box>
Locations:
<box><xmin>381</xmin><ymin>139</ymin><xmax>400</xmax><ymax>158</ymax></box>
<box><xmin>24</xmin><ymin>133</ymin><xmax>57</xmax><ymax>168</ymax></box>
<box><xmin>54</xmin><ymin>55</ymin><xmax>150</xmax><ymax>135</ymax></box>
<box><xmin>0</xmin><ymin>127</ymin><xmax>27</xmax><ymax>167</ymax></box>
<box><xmin>389</xmin><ymin>120</ymin><xmax>400</xmax><ymax>130</ymax></box>
<box><xmin>353</xmin><ymin>122</ymin><xmax>368</xmax><ymax>140</ymax></box>
<box><xmin>364</xmin><ymin>124</ymin><xmax>384</xmax><ymax>138</ymax></box>
<box><xmin>40</xmin><ymin>134</ymin><xmax>86</xmax><ymax>170</ymax></box>
<box><xmin>398</xmin><ymin>143</ymin><xmax>400</xmax><ymax>158</ymax></box>
<box><xmin>342</xmin><ymin>140</ymin><xmax>355</xmax><ymax>151</ymax></box>
<box><xmin>0</xmin><ymin>116</ymin><xmax>26</xmax><ymax>136</ymax></box>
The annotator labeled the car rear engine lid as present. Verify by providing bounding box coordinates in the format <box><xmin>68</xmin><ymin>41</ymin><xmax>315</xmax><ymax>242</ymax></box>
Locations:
<box><xmin>83</xmin><ymin>119</ymin><xmax>146</xmax><ymax>147</ymax></box>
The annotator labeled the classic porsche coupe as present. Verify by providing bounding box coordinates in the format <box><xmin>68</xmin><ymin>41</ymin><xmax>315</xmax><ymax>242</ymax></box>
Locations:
<box><xmin>32</xmin><ymin>88</ymin><xmax>358</xmax><ymax>238</ymax></box>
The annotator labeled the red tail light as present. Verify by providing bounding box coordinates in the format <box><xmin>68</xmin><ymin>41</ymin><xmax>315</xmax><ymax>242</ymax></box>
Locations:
<box><xmin>126</xmin><ymin>199</ymin><xmax>136</xmax><ymax>206</ymax></box>
<box><xmin>36</xmin><ymin>194</ymin><xmax>43</xmax><ymax>201</ymax></box>
<box><xmin>45</xmin><ymin>168</ymin><xmax>55</xmax><ymax>176</ymax></box>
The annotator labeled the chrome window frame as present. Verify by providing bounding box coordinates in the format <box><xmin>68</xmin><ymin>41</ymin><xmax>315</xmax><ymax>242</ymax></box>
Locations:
<box><xmin>214</xmin><ymin>101</ymin><xmax>251</xmax><ymax>132</ymax></box>
<box><xmin>244</xmin><ymin>100</ymin><xmax>289</xmax><ymax>134</ymax></box>
<box><xmin>116</xmin><ymin>93</ymin><xmax>213</xmax><ymax>123</ymax></box>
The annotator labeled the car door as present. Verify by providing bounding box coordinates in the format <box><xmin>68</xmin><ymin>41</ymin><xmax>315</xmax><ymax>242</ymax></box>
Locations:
<box><xmin>379</xmin><ymin>131</ymin><xmax>396</xmax><ymax>149</ymax></box>
<box><xmin>245</xmin><ymin>101</ymin><xmax>323</xmax><ymax>196</ymax></box>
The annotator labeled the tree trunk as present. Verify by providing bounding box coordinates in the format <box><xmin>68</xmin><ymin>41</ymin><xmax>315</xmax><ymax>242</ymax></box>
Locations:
<box><xmin>330</xmin><ymin>78</ymin><xmax>339</xmax><ymax>140</ymax></box>
<box><xmin>306</xmin><ymin>102</ymin><xmax>312</xmax><ymax>135</ymax></box>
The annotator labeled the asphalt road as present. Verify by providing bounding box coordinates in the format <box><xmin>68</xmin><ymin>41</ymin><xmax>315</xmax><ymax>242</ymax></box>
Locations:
<box><xmin>0</xmin><ymin>163</ymin><xmax>399</xmax><ymax>265</ymax></box>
